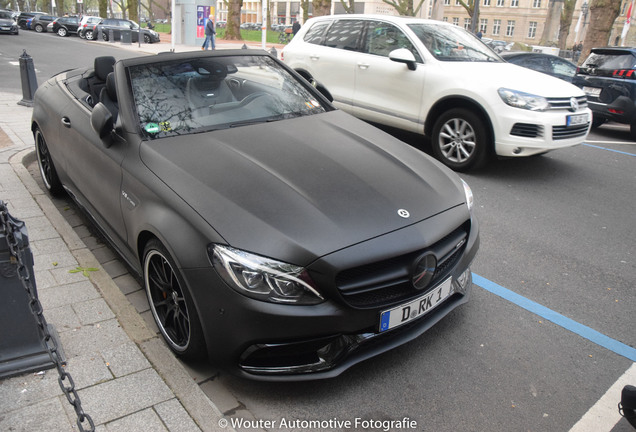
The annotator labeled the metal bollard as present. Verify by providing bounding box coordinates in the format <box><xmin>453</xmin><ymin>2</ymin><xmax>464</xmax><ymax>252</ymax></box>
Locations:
<box><xmin>0</xmin><ymin>202</ymin><xmax>64</xmax><ymax>378</ymax></box>
<box><xmin>18</xmin><ymin>50</ymin><xmax>38</xmax><ymax>107</ymax></box>
<box><xmin>242</xmin><ymin>43</ymin><xmax>248</xmax><ymax>49</ymax></box>
<box><xmin>109</xmin><ymin>29</ymin><xmax>114</xmax><ymax>42</ymax></box>
<box><xmin>121</xmin><ymin>29</ymin><xmax>132</xmax><ymax>44</ymax></box>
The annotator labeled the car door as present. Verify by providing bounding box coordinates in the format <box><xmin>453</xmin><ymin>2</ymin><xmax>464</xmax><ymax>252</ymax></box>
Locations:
<box><xmin>306</xmin><ymin>19</ymin><xmax>364</xmax><ymax>113</ymax></box>
<box><xmin>352</xmin><ymin>20</ymin><xmax>426</xmax><ymax>134</ymax></box>
<box><xmin>58</xmin><ymin>83</ymin><xmax>127</xmax><ymax>247</ymax></box>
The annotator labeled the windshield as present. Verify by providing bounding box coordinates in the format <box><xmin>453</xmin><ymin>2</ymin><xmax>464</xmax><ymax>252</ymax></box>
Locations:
<box><xmin>407</xmin><ymin>23</ymin><xmax>501</xmax><ymax>62</ymax></box>
<box><xmin>129</xmin><ymin>55</ymin><xmax>328</xmax><ymax>139</ymax></box>
<box><xmin>0</xmin><ymin>11</ymin><xmax>13</xmax><ymax>19</ymax></box>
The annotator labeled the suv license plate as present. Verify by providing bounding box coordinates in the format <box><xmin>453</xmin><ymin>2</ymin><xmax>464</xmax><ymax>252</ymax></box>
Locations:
<box><xmin>379</xmin><ymin>278</ymin><xmax>452</xmax><ymax>332</ymax></box>
<box><xmin>567</xmin><ymin>113</ymin><xmax>588</xmax><ymax>126</ymax></box>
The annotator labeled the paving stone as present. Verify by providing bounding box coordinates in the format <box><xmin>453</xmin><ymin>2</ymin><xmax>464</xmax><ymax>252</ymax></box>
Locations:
<box><xmin>105</xmin><ymin>407</ymin><xmax>168</xmax><ymax>432</ymax></box>
<box><xmin>38</xmin><ymin>279</ymin><xmax>101</xmax><ymax>310</ymax></box>
<box><xmin>65</xmin><ymin>352</ymin><xmax>113</xmax><ymax>390</ymax></box>
<box><xmin>101</xmin><ymin>342</ymin><xmax>151</xmax><ymax>378</ymax></box>
<box><xmin>0</xmin><ymin>396</ymin><xmax>74</xmax><ymax>432</ymax></box>
<box><xmin>0</xmin><ymin>369</ymin><xmax>62</xmax><ymax>413</ymax></box>
<box><xmin>127</xmin><ymin>289</ymin><xmax>150</xmax><ymax>313</ymax></box>
<box><xmin>72</xmin><ymin>297</ymin><xmax>116</xmax><ymax>325</ymax></box>
<box><xmin>113</xmin><ymin>273</ymin><xmax>143</xmax><ymax>295</ymax></box>
<box><xmin>43</xmin><ymin>304</ymin><xmax>81</xmax><ymax>333</ymax></box>
<box><xmin>59</xmin><ymin>318</ymin><xmax>130</xmax><ymax>359</ymax></box>
<box><xmin>155</xmin><ymin>398</ymin><xmax>203</xmax><ymax>432</ymax></box>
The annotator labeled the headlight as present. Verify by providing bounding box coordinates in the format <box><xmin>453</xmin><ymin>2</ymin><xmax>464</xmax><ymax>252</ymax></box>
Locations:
<box><xmin>498</xmin><ymin>88</ymin><xmax>548</xmax><ymax>111</ymax></box>
<box><xmin>461</xmin><ymin>178</ymin><xmax>474</xmax><ymax>212</ymax></box>
<box><xmin>210</xmin><ymin>244</ymin><xmax>324</xmax><ymax>305</ymax></box>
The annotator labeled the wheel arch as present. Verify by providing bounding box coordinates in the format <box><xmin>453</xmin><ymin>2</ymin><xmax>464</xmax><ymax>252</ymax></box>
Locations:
<box><xmin>425</xmin><ymin>96</ymin><xmax>495</xmax><ymax>153</ymax></box>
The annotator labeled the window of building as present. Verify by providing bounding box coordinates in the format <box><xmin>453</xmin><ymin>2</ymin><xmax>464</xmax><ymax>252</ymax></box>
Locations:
<box><xmin>444</xmin><ymin>0</ymin><xmax>450</xmax><ymax>5</ymax></box>
<box><xmin>506</xmin><ymin>20</ymin><xmax>515</xmax><ymax>37</ymax></box>
<box><xmin>510</xmin><ymin>0</ymin><xmax>518</xmax><ymax>6</ymax></box>
<box><xmin>452</xmin><ymin>17</ymin><xmax>459</xmax><ymax>26</ymax></box>
<box><xmin>528</xmin><ymin>21</ymin><xmax>537</xmax><ymax>38</ymax></box>
<box><xmin>480</xmin><ymin>19</ymin><xmax>488</xmax><ymax>34</ymax></box>
<box><xmin>496</xmin><ymin>0</ymin><xmax>505</xmax><ymax>6</ymax></box>
<box><xmin>493</xmin><ymin>19</ymin><xmax>501</xmax><ymax>35</ymax></box>
<box><xmin>483</xmin><ymin>0</ymin><xmax>491</xmax><ymax>6</ymax></box>
<box><xmin>532</xmin><ymin>0</ymin><xmax>541</xmax><ymax>7</ymax></box>
<box><xmin>464</xmin><ymin>18</ymin><xmax>471</xmax><ymax>30</ymax></box>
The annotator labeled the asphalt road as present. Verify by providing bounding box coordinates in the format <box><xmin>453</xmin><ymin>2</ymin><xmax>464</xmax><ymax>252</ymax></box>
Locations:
<box><xmin>2</xmin><ymin>30</ymin><xmax>635</xmax><ymax>432</ymax></box>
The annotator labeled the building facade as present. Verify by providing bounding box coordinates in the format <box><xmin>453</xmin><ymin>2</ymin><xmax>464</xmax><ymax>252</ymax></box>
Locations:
<box><xmin>216</xmin><ymin>0</ymin><xmax>634</xmax><ymax>50</ymax></box>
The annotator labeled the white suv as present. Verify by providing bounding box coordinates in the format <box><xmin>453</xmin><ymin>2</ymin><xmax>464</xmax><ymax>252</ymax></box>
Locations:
<box><xmin>282</xmin><ymin>15</ymin><xmax>591</xmax><ymax>171</ymax></box>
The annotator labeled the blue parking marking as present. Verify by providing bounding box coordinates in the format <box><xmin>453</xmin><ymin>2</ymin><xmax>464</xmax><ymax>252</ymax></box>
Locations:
<box><xmin>473</xmin><ymin>274</ymin><xmax>636</xmax><ymax>362</ymax></box>
<box><xmin>583</xmin><ymin>143</ymin><xmax>636</xmax><ymax>157</ymax></box>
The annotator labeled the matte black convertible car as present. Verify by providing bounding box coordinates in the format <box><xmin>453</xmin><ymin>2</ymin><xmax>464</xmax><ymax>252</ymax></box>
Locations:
<box><xmin>32</xmin><ymin>51</ymin><xmax>479</xmax><ymax>380</ymax></box>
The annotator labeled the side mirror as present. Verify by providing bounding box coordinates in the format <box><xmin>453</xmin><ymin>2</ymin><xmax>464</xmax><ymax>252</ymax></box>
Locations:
<box><xmin>389</xmin><ymin>48</ymin><xmax>418</xmax><ymax>71</ymax></box>
<box><xmin>90</xmin><ymin>102</ymin><xmax>114</xmax><ymax>147</ymax></box>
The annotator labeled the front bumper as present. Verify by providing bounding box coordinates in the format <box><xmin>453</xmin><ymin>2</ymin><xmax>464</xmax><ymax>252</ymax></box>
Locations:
<box><xmin>184</xmin><ymin>205</ymin><xmax>479</xmax><ymax>381</ymax></box>
<box><xmin>491</xmin><ymin>104</ymin><xmax>591</xmax><ymax>157</ymax></box>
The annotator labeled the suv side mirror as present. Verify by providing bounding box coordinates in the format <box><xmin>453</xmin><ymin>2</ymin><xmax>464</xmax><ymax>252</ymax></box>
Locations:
<box><xmin>389</xmin><ymin>48</ymin><xmax>417</xmax><ymax>71</ymax></box>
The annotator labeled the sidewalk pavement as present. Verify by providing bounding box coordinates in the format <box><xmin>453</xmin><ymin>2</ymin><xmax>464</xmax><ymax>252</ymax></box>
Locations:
<box><xmin>0</xmin><ymin>37</ymin><xmax>269</xmax><ymax>432</ymax></box>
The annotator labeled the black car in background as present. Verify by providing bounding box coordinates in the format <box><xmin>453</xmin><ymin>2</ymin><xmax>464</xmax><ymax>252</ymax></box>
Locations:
<box><xmin>501</xmin><ymin>51</ymin><xmax>577</xmax><ymax>83</ymax></box>
<box><xmin>17</xmin><ymin>11</ymin><xmax>42</xmax><ymax>29</ymax></box>
<box><xmin>50</xmin><ymin>16</ymin><xmax>79</xmax><ymax>36</ymax></box>
<box><xmin>573</xmin><ymin>47</ymin><xmax>636</xmax><ymax>136</ymax></box>
<box><xmin>93</xmin><ymin>18</ymin><xmax>160</xmax><ymax>43</ymax></box>
<box><xmin>30</xmin><ymin>13</ymin><xmax>56</xmax><ymax>32</ymax></box>
<box><xmin>0</xmin><ymin>9</ymin><xmax>19</xmax><ymax>34</ymax></box>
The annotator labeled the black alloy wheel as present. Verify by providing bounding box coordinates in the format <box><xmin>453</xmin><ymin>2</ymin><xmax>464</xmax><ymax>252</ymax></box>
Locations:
<box><xmin>431</xmin><ymin>108</ymin><xmax>490</xmax><ymax>171</ymax></box>
<box><xmin>34</xmin><ymin>128</ymin><xmax>63</xmax><ymax>195</ymax></box>
<box><xmin>143</xmin><ymin>33</ymin><xmax>151</xmax><ymax>43</ymax></box>
<box><xmin>143</xmin><ymin>240</ymin><xmax>206</xmax><ymax>360</ymax></box>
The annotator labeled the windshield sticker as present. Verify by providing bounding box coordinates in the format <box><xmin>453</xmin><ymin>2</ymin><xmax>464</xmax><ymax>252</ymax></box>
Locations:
<box><xmin>145</xmin><ymin>123</ymin><xmax>160</xmax><ymax>133</ymax></box>
<box><xmin>159</xmin><ymin>121</ymin><xmax>172</xmax><ymax>132</ymax></box>
<box><xmin>306</xmin><ymin>100</ymin><xmax>321</xmax><ymax>109</ymax></box>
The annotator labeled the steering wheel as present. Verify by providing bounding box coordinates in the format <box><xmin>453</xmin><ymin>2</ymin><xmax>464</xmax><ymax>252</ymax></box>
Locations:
<box><xmin>239</xmin><ymin>92</ymin><xmax>268</xmax><ymax>106</ymax></box>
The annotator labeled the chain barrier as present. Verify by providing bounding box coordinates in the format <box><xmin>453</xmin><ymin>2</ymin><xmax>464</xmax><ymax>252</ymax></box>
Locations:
<box><xmin>0</xmin><ymin>201</ymin><xmax>95</xmax><ymax>432</ymax></box>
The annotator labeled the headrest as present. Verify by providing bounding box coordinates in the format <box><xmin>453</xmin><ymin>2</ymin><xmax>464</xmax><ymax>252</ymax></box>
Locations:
<box><xmin>206</xmin><ymin>62</ymin><xmax>227</xmax><ymax>81</ymax></box>
<box><xmin>105</xmin><ymin>73</ymin><xmax>117</xmax><ymax>101</ymax></box>
<box><xmin>94</xmin><ymin>56</ymin><xmax>116</xmax><ymax>81</ymax></box>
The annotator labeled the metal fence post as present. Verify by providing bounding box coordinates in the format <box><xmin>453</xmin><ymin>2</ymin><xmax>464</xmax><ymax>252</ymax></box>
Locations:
<box><xmin>18</xmin><ymin>50</ymin><xmax>38</xmax><ymax>107</ymax></box>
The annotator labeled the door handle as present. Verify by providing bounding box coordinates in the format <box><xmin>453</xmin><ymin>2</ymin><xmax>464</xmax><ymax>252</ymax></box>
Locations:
<box><xmin>61</xmin><ymin>117</ymin><xmax>71</xmax><ymax>128</ymax></box>
<box><xmin>357</xmin><ymin>62</ymin><xmax>370</xmax><ymax>70</ymax></box>
<box><xmin>309</xmin><ymin>55</ymin><xmax>320</xmax><ymax>61</ymax></box>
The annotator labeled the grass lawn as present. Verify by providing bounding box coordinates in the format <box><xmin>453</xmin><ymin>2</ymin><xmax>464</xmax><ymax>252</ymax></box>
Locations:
<box><xmin>150</xmin><ymin>24</ymin><xmax>290</xmax><ymax>45</ymax></box>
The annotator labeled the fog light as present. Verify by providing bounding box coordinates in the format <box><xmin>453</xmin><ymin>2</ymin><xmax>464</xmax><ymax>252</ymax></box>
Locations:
<box><xmin>513</xmin><ymin>147</ymin><xmax>522</xmax><ymax>155</ymax></box>
<box><xmin>456</xmin><ymin>269</ymin><xmax>471</xmax><ymax>289</ymax></box>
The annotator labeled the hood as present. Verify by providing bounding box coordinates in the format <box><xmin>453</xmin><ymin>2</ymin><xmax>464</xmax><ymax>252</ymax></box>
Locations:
<box><xmin>0</xmin><ymin>18</ymin><xmax>15</xmax><ymax>25</ymax></box>
<box><xmin>140</xmin><ymin>111</ymin><xmax>465</xmax><ymax>264</ymax></box>
<box><xmin>440</xmin><ymin>61</ymin><xmax>584</xmax><ymax>97</ymax></box>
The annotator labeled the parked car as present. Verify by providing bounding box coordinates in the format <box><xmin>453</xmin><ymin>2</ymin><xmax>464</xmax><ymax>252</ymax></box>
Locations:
<box><xmin>30</xmin><ymin>13</ymin><xmax>56</xmax><ymax>32</ymax></box>
<box><xmin>0</xmin><ymin>9</ymin><xmax>19</xmax><ymax>35</ymax></box>
<box><xmin>282</xmin><ymin>15</ymin><xmax>591</xmax><ymax>171</ymax></box>
<box><xmin>17</xmin><ymin>11</ymin><xmax>44</xmax><ymax>29</ymax></box>
<box><xmin>78</xmin><ymin>16</ymin><xmax>103</xmax><ymax>39</ymax></box>
<box><xmin>93</xmin><ymin>18</ymin><xmax>160</xmax><ymax>43</ymax></box>
<box><xmin>573</xmin><ymin>47</ymin><xmax>636</xmax><ymax>136</ymax></box>
<box><xmin>32</xmin><ymin>51</ymin><xmax>479</xmax><ymax>380</ymax></box>
<box><xmin>501</xmin><ymin>51</ymin><xmax>577</xmax><ymax>83</ymax></box>
<box><xmin>50</xmin><ymin>15</ymin><xmax>79</xmax><ymax>36</ymax></box>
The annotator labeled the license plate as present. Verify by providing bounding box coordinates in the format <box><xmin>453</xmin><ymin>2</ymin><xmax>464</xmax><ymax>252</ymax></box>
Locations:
<box><xmin>379</xmin><ymin>278</ymin><xmax>452</xmax><ymax>332</ymax></box>
<box><xmin>583</xmin><ymin>86</ymin><xmax>601</xmax><ymax>97</ymax></box>
<box><xmin>0</xmin><ymin>27</ymin><xmax>10</xmax><ymax>31</ymax></box>
<box><xmin>567</xmin><ymin>113</ymin><xmax>588</xmax><ymax>126</ymax></box>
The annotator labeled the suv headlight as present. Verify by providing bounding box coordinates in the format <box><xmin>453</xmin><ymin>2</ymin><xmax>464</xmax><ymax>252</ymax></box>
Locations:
<box><xmin>210</xmin><ymin>244</ymin><xmax>324</xmax><ymax>305</ymax></box>
<box><xmin>498</xmin><ymin>88</ymin><xmax>549</xmax><ymax>111</ymax></box>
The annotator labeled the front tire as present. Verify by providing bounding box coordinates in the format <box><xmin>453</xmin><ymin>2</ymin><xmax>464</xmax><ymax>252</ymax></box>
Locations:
<box><xmin>57</xmin><ymin>27</ymin><xmax>67</xmax><ymax>37</ymax></box>
<box><xmin>431</xmin><ymin>108</ymin><xmax>490</xmax><ymax>171</ymax></box>
<box><xmin>102</xmin><ymin>32</ymin><xmax>109</xmax><ymax>41</ymax></box>
<box><xmin>143</xmin><ymin>33</ymin><xmax>151</xmax><ymax>43</ymax></box>
<box><xmin>34</xmin><ymin>24</ymin><xmax>43</xmax><ymax>32</ymax></box>
<box><xmin>34</xmin><ymin>128</ymin><xmax>63</xmax><ymax>195</ymax></box>
<box><xmin>85</xmin><ymin>30</ymin><xmax>94</xmax><ymax>40</ymax></box>
<box><xmin>143</xmin><ymin>240</ymin><xmax>206</xmax><ymax>360</ymax></box>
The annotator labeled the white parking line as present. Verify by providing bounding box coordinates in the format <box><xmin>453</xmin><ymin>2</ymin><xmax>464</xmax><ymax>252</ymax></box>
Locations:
<box><xmin>568</xmin><ymin>363</ymin><xmax>636</xmax><ymax>432</ymax></box>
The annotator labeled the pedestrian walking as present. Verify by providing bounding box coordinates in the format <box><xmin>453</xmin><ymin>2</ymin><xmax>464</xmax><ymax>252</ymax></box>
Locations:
<box><xmin>202</xmin><ymin>15</ymin><xmax>216</xmax><ymax>50</ymax></box>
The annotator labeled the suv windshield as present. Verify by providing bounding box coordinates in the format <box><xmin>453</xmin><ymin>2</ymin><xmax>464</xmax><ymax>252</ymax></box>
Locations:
<box><xmin>408</xmin><ymin>23</ymin><xmax>501</xmax><ymax>62</ymax></box>
<box><xmin>0</xmin><ymin>11</ymin><xmax>12</xmax><ymax>19</ymax></box>
<box><xmin>130</xmin><ymin>55</ymin><xmax>329</xmax><ymax>139</ymax></box>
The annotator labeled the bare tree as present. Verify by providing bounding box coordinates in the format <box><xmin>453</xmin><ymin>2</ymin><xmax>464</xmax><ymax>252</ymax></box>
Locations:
<box><xmin>301</xmin><ymin>0</ymin><xmax>310</xmax><ymax>20</ymax></box>
<box><xmin>455</xmin><ymin>0</ymin><xmax>478</xmax><ymax>26</ymax></box>
<box><xmin>557</xmin><ymin>0</ymin><xmax>577</xmax><ymax>50</ymax></box>
<box><xmin>383</xmin><ymin>0</ymin><xmax>426</xmax><ymax>15</ymax></box>
<box><xmin>581</xmin><ymin>0</ymin><xmax>622</xmax><ymax>60</ymax></box>
<box><xmin>339</xmin><ymin>0</ymin><xmax>355</xmax><ymax>13</ymax></box>
<box><xmin>98</xmin><ymin>0</ymin><xmax>108</xmax><ymax>19</ymax></box>
<box><xmin>540</xmin><ymin>0</ymin><xmax>564</xmax><ymax>45</ymax></box>
<box><xmin>312</xmin><ymin>0</ymin><xmax>331</xmax><ymax>17</ymax></box>
<box><xmin>225</xmin><ymin>0</ymin><xmax>243</xmax><ymax>40</ymax></box>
